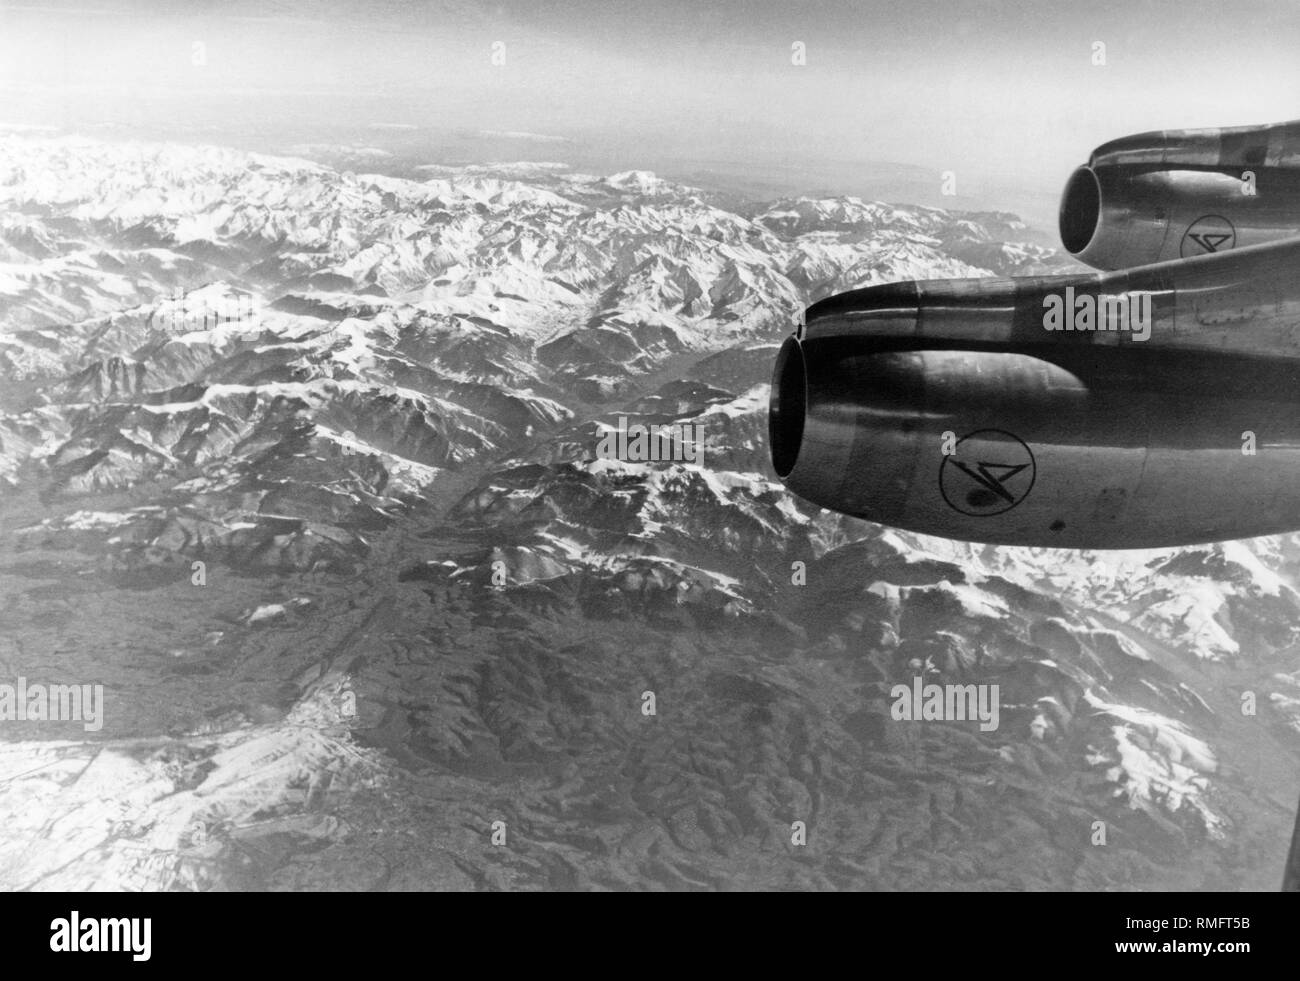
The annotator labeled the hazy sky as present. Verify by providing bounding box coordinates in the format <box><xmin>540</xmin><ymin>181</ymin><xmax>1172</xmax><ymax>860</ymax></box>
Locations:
<box><xmin>1</xmin><ymin>0</ymin><xmax>1298</xmax><ymax>216</ymax></box>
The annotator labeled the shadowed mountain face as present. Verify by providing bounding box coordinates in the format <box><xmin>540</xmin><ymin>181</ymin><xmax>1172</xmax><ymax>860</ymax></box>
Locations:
<box><xmin>0</xmin><ymin>133</ymin><xmax>1296</xmax><ymax>891</ymax></box>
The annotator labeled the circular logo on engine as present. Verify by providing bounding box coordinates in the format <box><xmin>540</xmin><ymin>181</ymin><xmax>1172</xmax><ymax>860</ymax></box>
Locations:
<box><xmin>939</xmin><ymin>429</ymin><xmax>1036</xmax><ymax>517</ymax></box>
<box><xmin>1180</xmin><ymin>215</ymin><xmax>1236</xmax><ymax>258</ymax></box>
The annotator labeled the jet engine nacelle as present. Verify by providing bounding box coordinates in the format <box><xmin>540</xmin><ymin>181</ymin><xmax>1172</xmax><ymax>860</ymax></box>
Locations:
<box><xmin>1060</xmin><ymin>119</ymin><xmax>1300</xmax><ymax>270</ymax></box>
<box><xmin>770</xmin><ymin>237</ymin><xmax>1300</xmax><ymax>548</ymax></box>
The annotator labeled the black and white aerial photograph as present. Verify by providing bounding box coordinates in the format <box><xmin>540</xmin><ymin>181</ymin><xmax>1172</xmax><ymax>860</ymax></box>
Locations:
<box><xmin>0</xmin><ymin>0</ymin><xmax>1295</xmax><ymax>945</ymax></box>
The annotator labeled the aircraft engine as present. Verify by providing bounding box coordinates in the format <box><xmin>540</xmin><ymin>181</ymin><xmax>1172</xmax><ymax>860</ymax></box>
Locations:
<box><xmin>1060</xmin><ymin>119</ymin><xmax>1300</xmax><ymax>270</ymax></box>
<box><xmin>769</xmin><ymin>237</ymin><xmax>1300</xmax><ymax>548</ymax></box>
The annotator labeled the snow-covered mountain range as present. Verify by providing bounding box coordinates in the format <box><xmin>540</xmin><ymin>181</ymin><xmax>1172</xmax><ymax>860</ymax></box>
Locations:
<box><xmin>0</xmin><ymin>133</ymin><xmax>1295</xmax><ymax>890</ymax></box>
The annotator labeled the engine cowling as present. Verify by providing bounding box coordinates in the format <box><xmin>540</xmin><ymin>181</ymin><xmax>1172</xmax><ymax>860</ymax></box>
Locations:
<box><xmin>770</xmin><ymin>237</ymin><xmax>1300</xmax><ymax>548</ymax></box>
<box><xmin>1060</xmin><ymin>119</ymin><xmax>1300</xmax><ymax>270</ymax></box>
